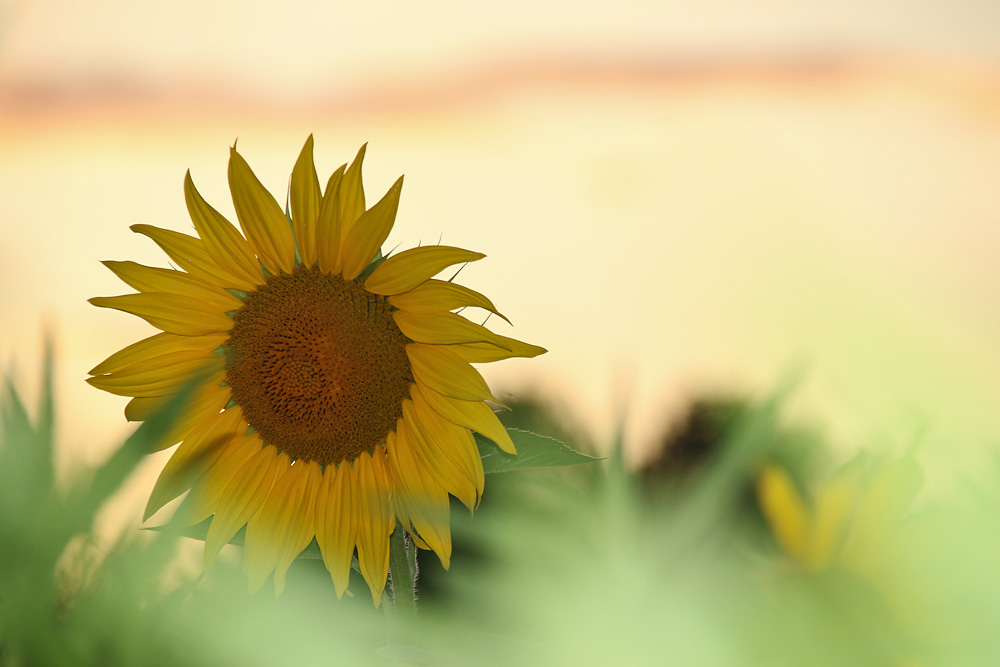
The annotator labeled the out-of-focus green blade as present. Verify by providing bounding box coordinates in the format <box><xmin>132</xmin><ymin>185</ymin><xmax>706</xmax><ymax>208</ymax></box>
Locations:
<box><xmin>37</xmin><ymin>338</ymin><xmax>55</xmax><ymax>464</ymax></box>
<box><xmin>72</xmin><ymin>373</ymin><xmax>203</xmax><ymax>525</ymax></box>
<box><xmin>145</xmin><ymin>518</ymin><xmax>326</xmax><ymax>560</ymax></box>
<box><xmin>1</xmin><ymin>365</ymin><xmax>56</xmax><ymax>516</ymax></box>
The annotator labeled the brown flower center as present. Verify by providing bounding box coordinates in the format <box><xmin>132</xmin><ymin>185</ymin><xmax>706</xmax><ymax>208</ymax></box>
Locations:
<box><xmin>224</xmin><ymin>265</ymin><xmax>412</xmax><ymax>466</ymax></box>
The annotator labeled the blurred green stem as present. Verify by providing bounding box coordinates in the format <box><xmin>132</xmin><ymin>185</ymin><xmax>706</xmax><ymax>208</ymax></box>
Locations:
<box><xmin>388</xmin><ymin>522</ymin><xmax>417</xmax><ymax>618</ymax></box>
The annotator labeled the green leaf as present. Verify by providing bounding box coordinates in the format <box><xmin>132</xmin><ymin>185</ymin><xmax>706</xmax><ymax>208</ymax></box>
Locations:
<box><xmin>475</xmin><ymin>429</ymin><xmax>600</xmax><ymax>474</ymax></box>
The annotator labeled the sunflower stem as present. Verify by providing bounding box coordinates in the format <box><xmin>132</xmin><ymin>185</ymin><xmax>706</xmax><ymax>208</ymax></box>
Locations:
<box><xmin>388</xmin><ymin>522</ymin><xmax>418</xmax><ymax>619</ymax></box>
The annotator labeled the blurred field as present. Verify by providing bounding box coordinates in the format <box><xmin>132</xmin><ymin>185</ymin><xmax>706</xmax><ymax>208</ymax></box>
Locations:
<box><xmin>5</xmin><ymin>363</ymin><xmax>1000</xmax><ymax>665</ymax></box>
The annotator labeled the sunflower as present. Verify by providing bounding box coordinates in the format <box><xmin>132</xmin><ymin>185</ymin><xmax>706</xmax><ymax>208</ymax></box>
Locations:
<box><xmin>88</xmin><ymin>137</ymin><xmax>545</xmax><ymax>604</ymax></box>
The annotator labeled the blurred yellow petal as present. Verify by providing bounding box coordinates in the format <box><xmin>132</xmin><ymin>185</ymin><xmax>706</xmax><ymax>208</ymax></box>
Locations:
<box><xmin>364</xmin><ymin>246</ymin><xmax>485</xmax><ymax>296</ymax></box>
<box><xmin>290</xmin><ymin>135</ymin><xmax>322</xmax><ymax>267</ymax></box>
<box><xmin>228</xmin><ymin>147</ymin><xmax>295</xmax><ymax>275</ymax></box>
<box><xmin>89</xmin><ymin>293</ymin><xmax>232</xmax><ymax>336</ymax></box>
<box><xmin>341</xmin><ymin>175</ymin><xmax>404</xmax><ymax>281</ymax></box>
<box><xmin>757</xmin><ymin>465</ymin><xmax>810</xmax><ymax>564</ymax></box>
<box><xmin>184</xmin><ymin>171</ymin><xmax>264</xmax><ymax>289</ymax></box>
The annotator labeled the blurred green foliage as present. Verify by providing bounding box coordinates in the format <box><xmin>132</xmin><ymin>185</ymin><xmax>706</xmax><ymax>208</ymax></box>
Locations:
<box><xmin>3</xmin><ymin>355</ymin><xmax>1000</xmax><ymax>666</ymax></box>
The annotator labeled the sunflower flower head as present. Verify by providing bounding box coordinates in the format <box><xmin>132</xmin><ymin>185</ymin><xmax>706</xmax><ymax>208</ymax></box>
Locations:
<box><xmin>88</xmin><ymin>136</ymin><xmax>545</xmax><ymax>604</ymax></box>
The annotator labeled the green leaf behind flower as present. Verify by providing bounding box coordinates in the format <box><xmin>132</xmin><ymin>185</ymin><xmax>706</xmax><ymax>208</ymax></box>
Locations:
<box><xmin>476</xmin><ymin>429</ymin><xmax>600</xmax><ymax>474</ymax></box>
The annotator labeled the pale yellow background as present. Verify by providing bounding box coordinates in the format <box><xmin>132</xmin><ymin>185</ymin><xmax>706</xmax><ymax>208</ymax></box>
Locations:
<box><xmin>2</xmin><ymin>0</ymin><xmax>999</xmax><ymax>523</ymax></box>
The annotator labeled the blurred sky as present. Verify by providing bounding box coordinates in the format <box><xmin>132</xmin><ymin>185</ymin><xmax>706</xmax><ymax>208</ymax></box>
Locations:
<box><xmin>2</xmin><ymin>0</ymin><xmax>1000</xmax><ymax>507</ymax></box>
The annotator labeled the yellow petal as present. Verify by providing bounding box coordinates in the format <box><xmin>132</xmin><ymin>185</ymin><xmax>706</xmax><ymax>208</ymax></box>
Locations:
<box><xmin>394</xmin><ymin>311</ymin><xmax>512</xmax><ymax>349</ymax></box>
<box><xmin>336</xmin><ymin>144</ymin><xmax>368</xmax><ymax>246</ymax></box>
<box><xmin>405</xmin><ymin>396</ymin><xmax>482</xmax><ymax>510</ymax></box>
<box><xmin>86</xmin><ymin>352</ymin><xmax>224</xmax><ymax>398</ymax></box>
<box><xmin>353</xmin><ymin>448</ymin><xmax>394</xmax><ymax>606</ymax></box>
<box><xmin>315</xmin><ymin>462</ymin><xmax>358</xmax><ymax>598</ymax></box>
<box><xmin>407</xmin><ymin>343</ymin><xmax>499</xmax><ymax>403</ymax></box>
<box><xmin>315</xmin><ymin>165</ymin><xmax>346</xmax><ymax>274</ymax></box>
<box><xmin>290</xmin><ymin>135</ymin><xmax>322</xmax><ymax>267</ymax></box>
<box><xmin>341</xmin><ymin>175</ymin><xmax>403</xmax><ymax>281</ymax></box>
<box><xmin>243</xmin><ymin>455</ymin><xmax>318</xmax><ymax>594</ymax></box>
<box><xmin>184</xmin><ymin>171</ymin><xmax>264</xmax><ymax>289</ymax></box>
<box><xmin>242</xmin><ymin>453</ymin><xmax>294</xmax><ymax>590</ymax></box>
<box><xmin>123</xmin><ymin>368</ymin><xmax>225</xmax><ymax>421</ymax></box>
<box><xmin>143</xmin><ymin>406</ymin><xmax>247</xmax><ymax>521</ymax></box>
<box><xmin>406</xmin><ymin>527</ymin><xmax>431</xmax><ymax>552</ymax></box>
<box><xmin>146</xmin><ymin>381</ymin><xmax>232</xmax><ymax>453</ymax></box>
<box><xmin>171</xmin><ymin>431</ymin><xmax>261</xmax><ymax>526</ymax></box>
<box><xmin>413</xmin><ymin>382</ymin><xmax>515</xmax><ymax>454</ymax></box>
<box><xmin>364</xmin><ymin>246</ymin><xmax>485</xmax><ymax>296</ymax></box>
<box><xmin>757</xmin><ymin>465</ymin><xmax>809</xmax><ymax>563</ymax></box>
<box><xmin>131</xmin><ymin>224</ymin><xmax>244</xmax><ymax>289</ymax></box>
<box><xmin>447</xmin><ymin>336</ymin><xmax>548</xmax><ymax>364</ymax></box>
<box><xmin>388</xmin><ymin>279</ymin><xmax>509</xmax><ymax>324</ymax></box>
<box><xmin>89</xmin><ymin>293</ymin><xmax>233</xmax><ymax>336</ymax></box>
<box><xmin>387</xmin><ymin>421</ymin><xmax>452</xmax><ymax>569</ymax></box>
<box><xmin>274</xmin><ymin>461</ymin><xmax>323</xmax><ymax>595</ymax></box>
<box><xmin>90</xmin><ymin>331</ymin><xmax>226</xmax><ymax>375</ymax></box>
<box><xmin>228</xmin><ymin>147</ymin><xmax>295</xmax><ymax>275</ymax></box>
<box><xmin>199</xmin><ymin>442</ymin><xmax>281</xmax><ymax>567</ymax></box>
<box><xmin>102</xmin><ymin>261</ymin><xmax>241</xmax><ymax>312</ymax></box>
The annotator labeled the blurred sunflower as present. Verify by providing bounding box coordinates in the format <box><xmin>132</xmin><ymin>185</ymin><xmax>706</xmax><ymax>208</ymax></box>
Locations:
<box><xmin>756</xmin><ymin>457</ymin><xmax>921</xmax><ymax>573</ymax></box>
<box><xmin>88</xmin><ymin>137</ymin><xmax>544</xmax><ymax>604</ymax></box>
